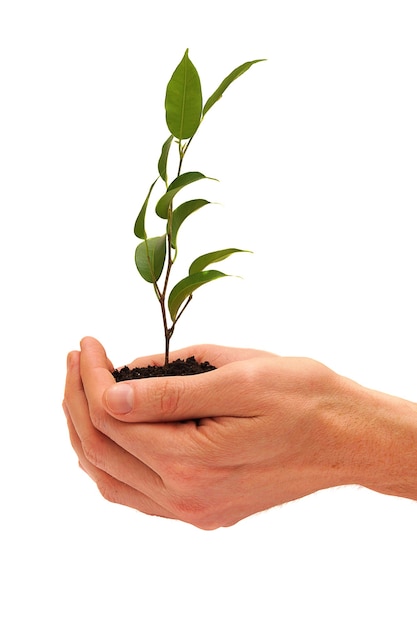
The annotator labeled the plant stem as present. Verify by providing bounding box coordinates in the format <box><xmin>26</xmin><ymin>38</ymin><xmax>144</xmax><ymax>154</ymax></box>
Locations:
<box><xmin>161</xmin><ymin>215</ymin><xmax>174</xmax><ymax>366</ymax></box>
<box><xmin>159</xmin><ymin>138</ymin><xmax>191</xmax><ymax>365</ymax></box>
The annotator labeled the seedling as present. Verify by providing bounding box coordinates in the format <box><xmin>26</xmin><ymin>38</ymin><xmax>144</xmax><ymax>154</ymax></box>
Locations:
<box><xmin>134</xmin><ymin>50</ymin><xmax>264</xmax><ymax>366</ymax></box>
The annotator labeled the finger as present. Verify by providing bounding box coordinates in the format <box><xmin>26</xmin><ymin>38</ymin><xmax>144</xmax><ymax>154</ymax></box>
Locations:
<box><xmin>77</xmin><ymin>337</ymin><xmax>196</xmax><ymax>478</ymax></box>
<box><xmin>67</xmin><ymin>409</ymin><xmax>173</xmax><ymax>518</ymax></box>
<box><xmin>64</xmin><ymin>347</ymin><xmax>107</xmax><ymax>444</ymax></box>
<box><xmin>64</xmin><ymin>347</ymin><xmax>111</xmax><ymax>449</ymax></box>
<box><xmin>65</xmin><ymin>404</ymin><xmax>175</xmax><ymax>519</ymax></box>
<box><xmin>79</xmin><ymin>466</ymin><xmax>176</xmax><ymax>521</ymax></box>
<box><xmin>79</xmin><ymin>335</ymin><xmax>115</xmax><ymax>388</ymax></box>
<box><xmin>64</xmin><ymin>338</ymin><xmax>117</xmax><ymax>440</ymax></box>
<box><xmin>79</xmin><ymin>336</ymin><xmax>119</xmax><ymax>425</ymax></box>
<box><xmin>64</xmin><ymin>350</ymin><xmax>173</xmax><ymax>509</ymax></box>
<box><xmin>68</xmin><ymin>400</ymin><xmax>165</xmax><ymax>502</ymax></box>
<box><xmin>103</xmin><ymin>358</ymin><xmax>263</xmax><ymax>423</ymax></box>
<box><xmin>63</xmin><ymin>350</ymin><xmax>86</xmax><ymax>432</ymax></box>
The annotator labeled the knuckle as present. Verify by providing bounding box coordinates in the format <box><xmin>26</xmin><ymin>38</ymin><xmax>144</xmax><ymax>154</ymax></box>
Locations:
<box><xmin>81</xmin><ymin>434</ymin><xmax>106</xmax><ymax>471</ymax></box>
<box><xmin>301</xmin><ymin>357</ymin><xmax>336</xmax><ymax>391</ymax></box>
<box><xmin>153</xmin><ymin>378</ymin><xmax>184</xmax><ymax>418</ymax></box>
<box><xmin>67</xmin><ymin>428</ymin><xmax>79</xmax><ymax>452</ymax></box>
<box><xmin>236</xmin><ymin>360</ymin><xmax>263</xmax><ymax>391</ymax></box>
<box><xmin>89</xmin><ymin>405</ymin><xmax>107</xmax><ymax>431</ymax></box>
<box><xmin>164</xmin><ymin>454</ymin><xmax>208</xmax><ymax>492</ymax></box>
<box><xmin>95</xmin><ymin>477</ymin><xmax>119</xmax><ymax>504</ymax></box>
<box><xmin>164</xmin><ymin>460</ymin><xmax>222</xmax><ymax>530</ymax></box>
<box><xmin>170</xmin><ymin>496</ymin><xmax>215</xmax><ymax>529</ymax></box>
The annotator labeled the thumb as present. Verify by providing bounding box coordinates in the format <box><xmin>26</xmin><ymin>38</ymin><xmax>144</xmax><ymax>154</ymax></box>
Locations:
<box><xmin>102</xmin><ymin>362</ymin><xmax>247</xmax><ymax>422</ymax></box>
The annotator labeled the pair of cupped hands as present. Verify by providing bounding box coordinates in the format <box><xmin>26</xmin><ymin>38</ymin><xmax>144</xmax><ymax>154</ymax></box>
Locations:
<box><xmin>63</xmin><ymin>336</ymin><xmax>369</xmax><ymax>529</ymax></box>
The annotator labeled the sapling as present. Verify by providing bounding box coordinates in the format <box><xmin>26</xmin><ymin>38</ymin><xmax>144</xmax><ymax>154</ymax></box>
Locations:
<box><xmin>128</xmin><ymin>50</ymin><xmax>264</xmax><ymax>372</ymax></box>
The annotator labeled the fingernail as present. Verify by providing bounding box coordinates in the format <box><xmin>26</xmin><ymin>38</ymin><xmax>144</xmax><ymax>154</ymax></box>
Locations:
<box><xmin>105</xmin><ymin>384</ymin><xmax>133</xmax><ymax>414</ymax></box>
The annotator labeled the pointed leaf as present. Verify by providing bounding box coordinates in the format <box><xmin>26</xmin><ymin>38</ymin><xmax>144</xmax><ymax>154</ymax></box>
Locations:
<box><xmin>134</xmin><ymin>178</ymin><xmax>159</xmax><ymax>239</ymax></box>
<box><xmin>155</xmin><ymin>171</ymin><xmax>211</xmax><ymax>218</ymax></box>
<box><xmin>168</xmin><ymin>270</ymin><xmax>228</xmax><ymax>321</ymax></box>
<box><xmin>135</xmin><ymin>235</ymin><xmax>166</xmax><ymax>283</ymax></box>
<box><xmin>189</xmin><ymin>248</ymin><xmax>251</xmax><ymax>275</ymax></box>
<box><xmin>203</xmin><ymin>59</ymin><xmax>266</xmax><ymax>117</ymax></box>
<box><xmin>158</xmin><ymin>135</ymin><xmax>174</xmax><ymax>185</ymax></box>
<box><xmin>171</xmin><ymin>199</ymin><xmax>211</xmax><ymax>249</ymax></box>
<box><xmin>165</xmin><ymin>49</ymin><xmax>203</xmax><ymax>140</ymax></box>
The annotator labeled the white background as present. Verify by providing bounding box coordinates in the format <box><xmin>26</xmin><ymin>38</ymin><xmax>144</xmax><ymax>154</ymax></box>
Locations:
<box><xmin>1</xmin><ymin>1</ymin><xmax>417</xmax><ymax>624</ymax></box>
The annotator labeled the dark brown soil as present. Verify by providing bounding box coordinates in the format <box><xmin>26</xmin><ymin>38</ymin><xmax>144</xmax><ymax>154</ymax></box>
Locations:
<box><xmin>112</xmin><ymin>356</ymin><xmax>216</xmax><ymax>382</ymax></box>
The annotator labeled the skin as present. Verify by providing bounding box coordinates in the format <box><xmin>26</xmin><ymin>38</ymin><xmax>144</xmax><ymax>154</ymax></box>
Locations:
<box><xmin>63</xmin><ymin>336</ymin><xmax>417</xmax><ymax>530</ymax></box>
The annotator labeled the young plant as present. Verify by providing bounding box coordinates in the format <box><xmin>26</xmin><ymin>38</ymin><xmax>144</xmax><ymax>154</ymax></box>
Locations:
<box><xmin>134</xmin><ymin>50</ymin><xmax>264</xmax><ymax>366</ymax></box>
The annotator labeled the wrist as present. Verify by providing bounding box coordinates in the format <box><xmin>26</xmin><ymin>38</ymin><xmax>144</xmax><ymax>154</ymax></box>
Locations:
<box><xmin>331</xmin><ymin>376</ymin><xmax>417</xmax><ymax>500</ymax></box>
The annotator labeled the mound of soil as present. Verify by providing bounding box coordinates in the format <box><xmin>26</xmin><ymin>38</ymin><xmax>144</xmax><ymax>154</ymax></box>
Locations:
<box><xmin>112</xmin><ymin>356</ymin><xmax>216</xmax><ymax>381</ymax></box>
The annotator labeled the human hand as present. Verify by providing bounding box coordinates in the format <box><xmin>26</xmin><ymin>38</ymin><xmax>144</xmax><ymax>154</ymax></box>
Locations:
<box><xmin>63</xmin><ymin>337</ymin><xmax>367</xmax><ymax>529</ymax></box>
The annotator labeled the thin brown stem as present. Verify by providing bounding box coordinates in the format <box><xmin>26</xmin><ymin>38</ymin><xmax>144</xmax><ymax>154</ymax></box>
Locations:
<box><xmin>160</xmin><ymin>134</ymin><xmax>195</xmax><ymax>364</ymax></box>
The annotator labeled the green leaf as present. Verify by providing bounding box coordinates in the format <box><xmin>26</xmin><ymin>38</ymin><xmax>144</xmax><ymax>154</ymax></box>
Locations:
<box><xmin>168</xmin><ymin>270</ymin><xmax>227</xmax><ymax>321</ymax></box>
<box><xmin>155</xmin><ymin>171</ymin><xmax>211</xmax><ymax>218</ymax></box>
<box><xmin>158</xmin><ymin>135</ymin><xmax>174</xmax><ymax>185</ymax></box>
<box><xmin>135</xmin><ymin>235</ymin><xmax>166</xmax><ymax>283</ymax></box>
<box><xmin>165</xmin><ymin>49</ymin><xmax>203</xmax><ymax>140</ymax></box>
<box><xmin>171</xmin><ymin>199</ymin><xmax>211</xmax><ymax>249</ymax></box>
<box><xmin>189</xmin><ymin>248</ymin><xmax>250</xmax><ymax>275</ymax></box>
<box><xmin>134</xmin><ymin>178</ymin><xmax>159</xmax><ymax>240</ymax></box>
<box><xmin>202</xmin><ymin>59</ymin><xmax>266</xmax><ymax>117</ymax></box>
